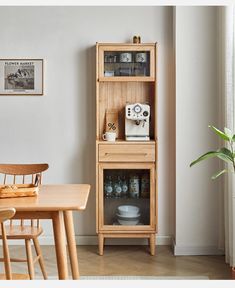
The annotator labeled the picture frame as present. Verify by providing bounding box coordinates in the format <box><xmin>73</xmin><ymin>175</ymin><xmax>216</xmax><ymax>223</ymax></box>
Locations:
<box><xmin>0</xmin><ymin>59</ymin><xmax>44</xmax><ymax>95</ymax></box>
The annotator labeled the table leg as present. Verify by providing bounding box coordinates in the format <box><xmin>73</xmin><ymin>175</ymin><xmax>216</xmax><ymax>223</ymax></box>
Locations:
<box><xmin>63</xmin><ymin>211</ymin><xmax>79</xmax><ymax>279</ymax></box>
<box><xmin>52</xmin><ymin>211</ymin><xmax>68</xmax><ymax>280</ymax></box>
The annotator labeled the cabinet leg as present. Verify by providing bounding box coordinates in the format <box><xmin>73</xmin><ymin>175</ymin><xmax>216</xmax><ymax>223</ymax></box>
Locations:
<box><xmin>149</xmin><ymin>234</ymin><xmax>156</xmax><ymax>256</ymax></box>
<box><xmin>98</xmin><ymin>234</ymin><xmax>104</xmax><ymax>256</ymax></box>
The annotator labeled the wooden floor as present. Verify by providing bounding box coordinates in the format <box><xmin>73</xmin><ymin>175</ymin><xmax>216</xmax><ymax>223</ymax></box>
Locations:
<box><xmin>0</xmin><ymin>245</ymin><xmax>231</xmax><ymax>280</ymax></box>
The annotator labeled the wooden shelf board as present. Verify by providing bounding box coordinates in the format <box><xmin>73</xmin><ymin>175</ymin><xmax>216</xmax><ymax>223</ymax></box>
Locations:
<box><xmin>96</xmin><ymin>43</ymin><xmax>157</xmax><ymax>46</ymax></box>
<box><xmin>98</xmin><ymin>77</ymin><xmax>155</xmax><ymax>82</ymax></box>
<box><xmin>96</xmin><ymin>140</ymin><xmax>157</xmax><ymax>145</ymax></box>
<box><xmin>99</xmin><ymin>225</ymin><xmax>154</xmax><ymax>232</ymax></box>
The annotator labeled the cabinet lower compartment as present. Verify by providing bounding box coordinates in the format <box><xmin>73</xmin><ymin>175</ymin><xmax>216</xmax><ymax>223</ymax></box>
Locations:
<box><xmin>97</xmin><ymin>163</ymin><xmax>157</xmax><ymax>255</ymax></box>
<box><xmin>99</xmin><ymin>165</ymin><xmax>155</xmax><ymax>229</ymax></box>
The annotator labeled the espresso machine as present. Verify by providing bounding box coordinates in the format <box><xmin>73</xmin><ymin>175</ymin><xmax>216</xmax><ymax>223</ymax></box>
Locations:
<box><xmin>125</xmin><ymin>103</ymin><xmax>150</xmax><ymax>141</ymax></box>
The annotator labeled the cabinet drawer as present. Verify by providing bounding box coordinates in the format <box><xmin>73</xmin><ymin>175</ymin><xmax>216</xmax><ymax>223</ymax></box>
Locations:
<box><xmin>99</xmin><ymin>144</ymin><xmax>155</xmax><ymax>162</ymax></box>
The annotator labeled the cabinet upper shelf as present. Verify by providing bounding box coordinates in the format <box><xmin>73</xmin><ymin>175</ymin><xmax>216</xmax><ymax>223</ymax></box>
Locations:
<box><xmin>97</xmin><ymin>43</ymin><xmax>157</xmax><ymax>81</ymax></box>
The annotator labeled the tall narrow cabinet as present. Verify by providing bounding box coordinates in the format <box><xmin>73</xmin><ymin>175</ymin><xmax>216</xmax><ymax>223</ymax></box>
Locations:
<box><xmin>96</xmin><ymin>42</ymin><xmax>157</xmax><ymax>255</ymax></box>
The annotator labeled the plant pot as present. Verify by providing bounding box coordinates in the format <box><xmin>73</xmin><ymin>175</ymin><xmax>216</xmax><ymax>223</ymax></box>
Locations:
<box><xmin>232</xmin><ymin>267</ymin><xmax>235</xmax><ymax>279</ymax></box>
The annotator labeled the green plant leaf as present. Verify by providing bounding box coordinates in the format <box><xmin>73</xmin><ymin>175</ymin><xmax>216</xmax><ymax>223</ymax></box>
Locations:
<box><xmin>224</xmin><ymin>128</ymin><xmax>233</xmax><ymax>139</ymax></box>
<box><xmin>190</xmin><ymin>151</ymin><xmax>223</xmax><ymax>167</ymax></box>
<box><xmin>216</xmin><ymin>153</ymin><xmax>232</xmax><ymax>163</ymax></box>
<box><xmin>211</xmin><ymin>169</ymin><xmax>228</xmax><ymax>180</ymax></box>
<box><xmin>218</xmin><ymin>147</ymin><xmax>233</xmax><ymax>161</ymax></box>
<box><xmin>208</xmin><ymin>125</ymin><xmax>230</xmax><ymax>141</ymax></box>
<box><xmin>232</xmin><ymin>134</ymin><xmax>235</xmax><ymax>142</ymax></box>
<box><xmin>190</xmin><ymin>150</ymin><xmax>233</xmax><ymax>167</ymax></box>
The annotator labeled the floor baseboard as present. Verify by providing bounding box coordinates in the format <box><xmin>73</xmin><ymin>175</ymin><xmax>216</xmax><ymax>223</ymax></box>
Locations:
<box><xmin>174</xmin><ymin>244</ymin><xmax>225</xmax><ymax>256</ymax></box>
<box><xmin>7</xmin><ymin>235</ymin><xmax>172</xmax><ymax>246</ymax></box>
<box><xmin>6</xmin><ymin>236</ymin><xmax>225</xmax><ymax>256</ymax></box>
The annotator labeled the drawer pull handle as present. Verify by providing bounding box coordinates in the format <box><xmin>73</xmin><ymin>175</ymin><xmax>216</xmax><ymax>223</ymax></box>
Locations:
<box><xmin>105</xmin><ymin>153</ymin><xmax>148</xmax><ymax>156</ymax></box>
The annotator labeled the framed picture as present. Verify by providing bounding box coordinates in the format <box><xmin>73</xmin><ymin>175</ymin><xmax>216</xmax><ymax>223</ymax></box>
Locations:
<box><xmin>0</xmin><ymin>59</ymin><xmax>43</xmax><ymax>95</ymax></box>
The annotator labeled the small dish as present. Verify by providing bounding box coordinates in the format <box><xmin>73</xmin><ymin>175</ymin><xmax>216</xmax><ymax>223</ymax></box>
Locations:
<box><xmin>104</xmin><ymin>70</ymin><xmax>115</xmax><ymax>77</ymax></box>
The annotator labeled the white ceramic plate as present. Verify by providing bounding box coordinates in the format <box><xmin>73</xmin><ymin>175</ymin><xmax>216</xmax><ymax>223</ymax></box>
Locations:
<box><xmin>116</xmin><ymin>213</ymin><xmax>140</xmax><ymax>219</ymax></box>
<box><xmin>117</xmin><ymin>218</ymin><xmax>140</xmax><ymax>225</ymax></box>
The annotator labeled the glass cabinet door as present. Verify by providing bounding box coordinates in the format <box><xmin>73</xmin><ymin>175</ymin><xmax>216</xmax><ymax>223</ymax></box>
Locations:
<box><xmin>98</xmin><ymin>45</ymin><xmax>156</xmax><ymax>81</ymax></box>
<box><xmin>104</xmin><ymin>51</ymin><xmax>150</xmax><ymax>77</ymax></box>
<box><xmin>98</xmin><ymin>163</ymin><xmax>156</xmax><ymax>231</ymax></box>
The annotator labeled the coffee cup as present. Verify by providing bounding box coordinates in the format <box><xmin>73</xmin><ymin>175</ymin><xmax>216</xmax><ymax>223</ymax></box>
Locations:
<box><xmin>120</xmin><ymin>52</ymin><xmax>132</xmax><ymax>63</ymax></box>
<box><xmin>102</xmin><ymin>132</ymin><xmax>116</xmax><ymax>142</ymax></box>
<box><xmin>135</xmin><ymin>52</ymin><xmax>147</xmax><ymax>63</ymax></box>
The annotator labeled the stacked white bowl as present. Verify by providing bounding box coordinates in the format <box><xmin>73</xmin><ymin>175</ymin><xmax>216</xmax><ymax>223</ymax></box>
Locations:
<box><xmin>116</xmin><ymin>205</ymin><xmax>140</xmax><ymax>225</ymax></box>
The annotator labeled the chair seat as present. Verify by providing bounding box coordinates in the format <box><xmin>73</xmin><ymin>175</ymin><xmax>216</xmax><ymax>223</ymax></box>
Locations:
<box><xmin>0</xmin><ymin>273</ymin><xmax>30</xmax><ymax>280</ymax></box>
<box><xmin>0</xmin><ymin>225</ymin><xmax>43</xmax><ymax>240</ymax></box>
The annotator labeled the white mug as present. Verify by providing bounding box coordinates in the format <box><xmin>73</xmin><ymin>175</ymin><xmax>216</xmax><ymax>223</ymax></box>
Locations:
<box><xmin>120</xmin><ymin>52</ymin><xmax>132</xmax><ymax>63</ymax></box>
<box><xmin>135</xmin><ymin>52</ymin><xmax>147</xmax><ymax>63</ymax></box>
<box><xmin>102</xmin><ymin>132</ymin><xmax>116</xmax><ymax>142</ymax></box>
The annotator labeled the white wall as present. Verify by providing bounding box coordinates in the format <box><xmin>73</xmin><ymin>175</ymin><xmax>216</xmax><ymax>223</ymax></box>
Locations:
<box><xmin>174</xmin><ymin>7</ymin><xmax>221</xmax><ymax>255</ymax></box>
<box><xmin>0</xmin><ymin>6</ymin><xmax>175</xmax><ymax>245</ymax></box>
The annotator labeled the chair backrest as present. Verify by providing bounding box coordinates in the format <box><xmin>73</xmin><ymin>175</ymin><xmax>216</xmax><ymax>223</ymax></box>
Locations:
<box><xmin>0</xmin><ymin>164</ymin><xmax>49</xmax><ymax>185</ymax></box>
<box><xmin>0</xmin><ymin>208</ymin><xmax>16</xmax><ymax>279</ymax></box>
<box><xmin>0</xmin><ymin>163</ymin><xmax>49</xmax><ymax>227</ymax></box>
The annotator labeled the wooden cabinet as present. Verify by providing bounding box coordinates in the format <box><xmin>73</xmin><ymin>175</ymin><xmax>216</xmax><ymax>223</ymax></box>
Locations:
<box><xmin>96</xmin><ymin>42</ymin><xmax>158</xmax><ymax>255</ymax></box>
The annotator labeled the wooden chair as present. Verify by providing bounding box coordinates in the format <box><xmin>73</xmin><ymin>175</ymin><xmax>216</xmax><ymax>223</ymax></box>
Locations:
<box><xmin>0</xmin><ymin>207</ymin><xmax>29</xmax><ymax>280</ymax></box>
<box><xmin>0</xmin><ymin>164</ymin><xmax>49</xmax><ymax>280</ymax></box>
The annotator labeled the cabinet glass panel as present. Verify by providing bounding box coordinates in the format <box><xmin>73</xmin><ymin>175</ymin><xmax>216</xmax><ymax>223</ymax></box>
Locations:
<box><xmin>104</xmin><ymin>169</ymin><xmax>150</xmax><ymax>226</ymax></box>
<box><xmin>104</xmin><ymin>51</ymin><xmax>150</xmax><ymax>77</ymax></box>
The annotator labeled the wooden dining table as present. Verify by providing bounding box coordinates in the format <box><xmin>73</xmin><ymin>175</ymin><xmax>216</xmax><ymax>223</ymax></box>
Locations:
<box><xmin>0</xmin><ymin>184</ymin><xmax>90</xmax><ymax>280</ymax></box>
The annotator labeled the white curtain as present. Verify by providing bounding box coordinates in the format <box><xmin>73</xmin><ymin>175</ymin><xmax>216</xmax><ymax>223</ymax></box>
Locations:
<box><xmin>220</xmin><ymin>6</ymin><xmax>235</xmax><ymax>267</ymax></box>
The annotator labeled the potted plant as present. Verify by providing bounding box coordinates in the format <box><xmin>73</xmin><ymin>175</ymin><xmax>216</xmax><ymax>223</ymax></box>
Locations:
<box><xmin>190</xmin><ymin>125</ymin><xmax>235</xmax><ymax>279</ymax></box>
<box><xmin>190</xmin><ymin>125</ymin><xmax>235</xmax><ymax>179</ymax></box>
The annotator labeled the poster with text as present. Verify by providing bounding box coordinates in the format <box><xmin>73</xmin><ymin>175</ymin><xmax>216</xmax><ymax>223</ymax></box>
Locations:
<box><xmin>0</xmin><ymin>59</ymin><xmax>43</xmax><ymax>95</ymax></box>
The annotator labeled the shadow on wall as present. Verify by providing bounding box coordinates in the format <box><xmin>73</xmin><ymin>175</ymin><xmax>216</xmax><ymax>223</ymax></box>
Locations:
<box><xmin>69</xmin><ymin>45</ymin><xmax>96</xmax><ymax>235</ymax></box>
